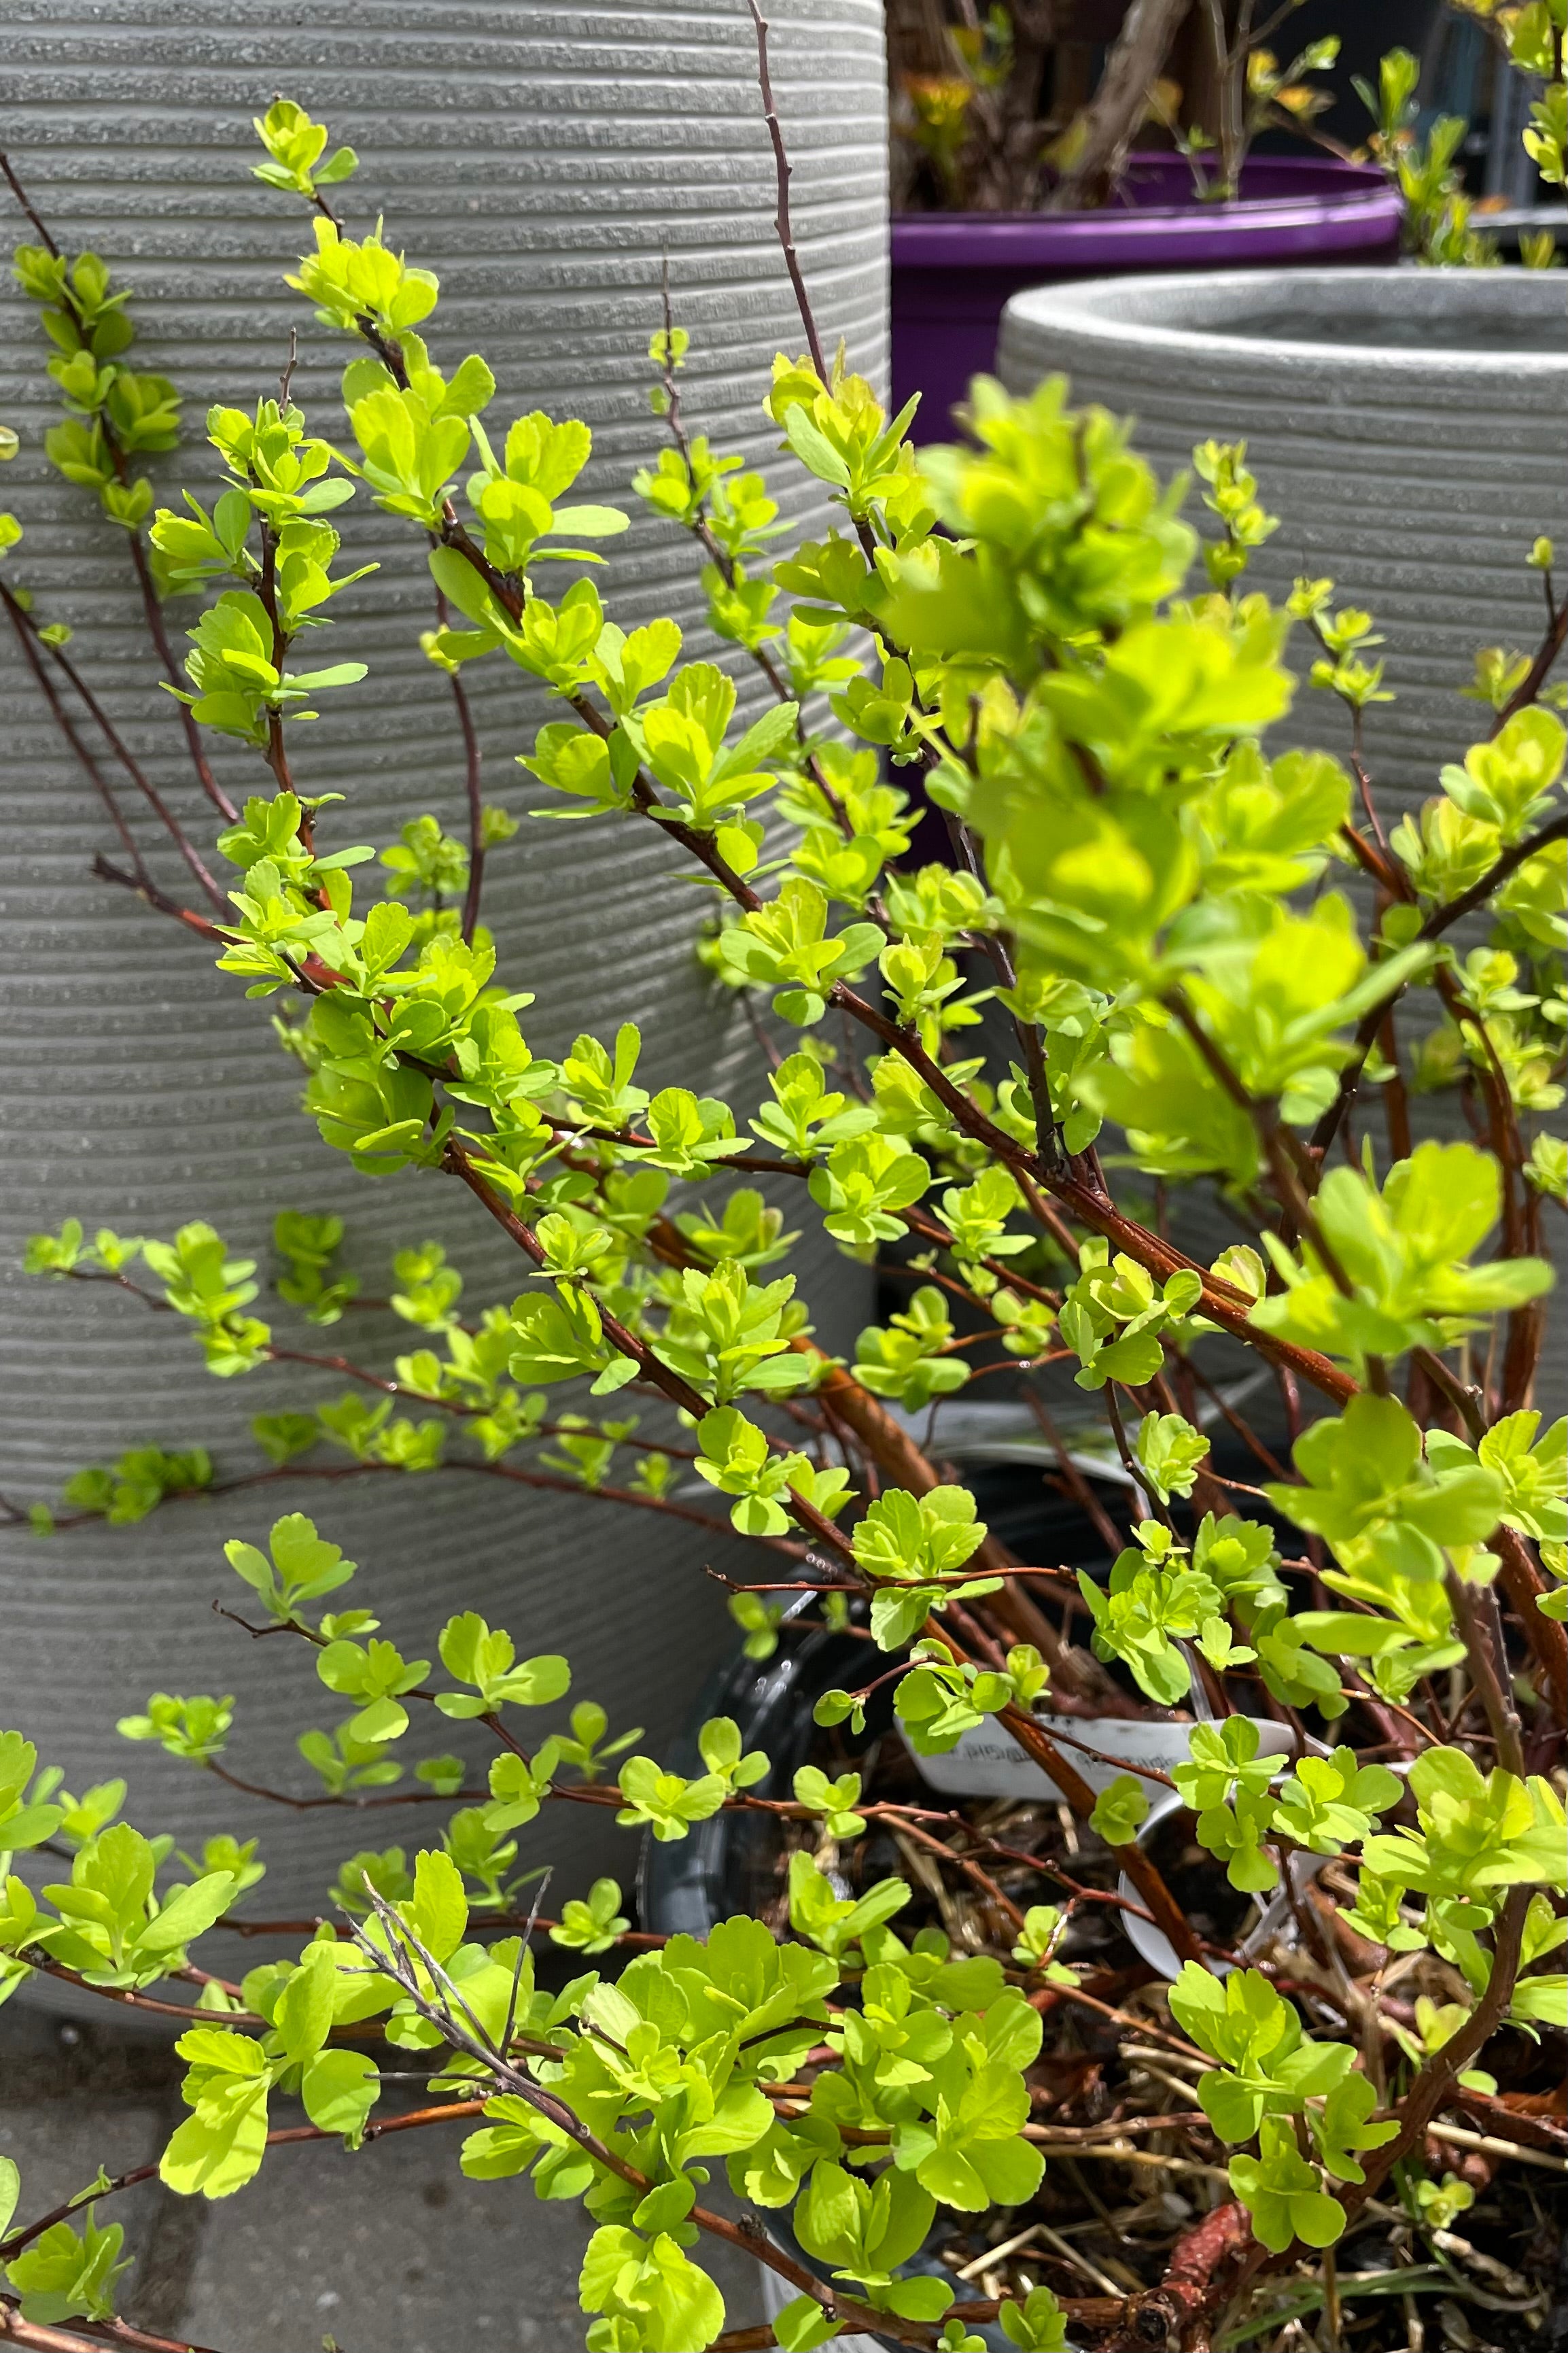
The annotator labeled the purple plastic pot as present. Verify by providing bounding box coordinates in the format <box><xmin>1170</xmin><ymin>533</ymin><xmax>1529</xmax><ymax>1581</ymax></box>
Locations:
<box><xmin>893</xmin><ymin>153</ymin><xmax>1404</xmax><ymax>438</ymax></box>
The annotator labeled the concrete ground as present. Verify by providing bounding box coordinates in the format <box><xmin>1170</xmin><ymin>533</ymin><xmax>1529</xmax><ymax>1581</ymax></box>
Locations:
<box><xmin>1</xmin><ymin>2003</ymin><xmax>763</xmax><ymax>2353</ymax></box>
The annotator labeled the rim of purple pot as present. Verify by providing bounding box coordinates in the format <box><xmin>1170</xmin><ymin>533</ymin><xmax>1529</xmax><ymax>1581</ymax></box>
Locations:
<box><xmin>892</xmin><ymin>153</ymin><xmax>1403</xmax><ymax>265</ymax></box>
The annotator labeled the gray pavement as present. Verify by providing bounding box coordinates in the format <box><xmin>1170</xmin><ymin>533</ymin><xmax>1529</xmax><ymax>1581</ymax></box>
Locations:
<box><xmin>1</xmin><ymin>2004</ymin><xmax>761</xmax><ymax>2353</ymax></box>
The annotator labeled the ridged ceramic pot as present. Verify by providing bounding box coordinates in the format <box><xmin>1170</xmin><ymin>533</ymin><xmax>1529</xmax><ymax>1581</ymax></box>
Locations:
<box><xmin>0</xmin><ymin>0</ymin><xmax>885</xmax><ymax>1973</ymax></box>
<box><xmin>997</xmin><ymin>266</ymin><xmax>1568</xmax><ymax>1409</ymax></box>
<box><xmin>997</xmin><ymin>267</ymin><xmax>1568</xmax><ymax>821</ymax></box>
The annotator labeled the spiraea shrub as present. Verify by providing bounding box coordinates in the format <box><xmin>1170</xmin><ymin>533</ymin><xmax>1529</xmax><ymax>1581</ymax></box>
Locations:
<box><xmin>0</xmin><ymin>35</ymin><xmax>1564</xmax><ymax>2351</ymax></box>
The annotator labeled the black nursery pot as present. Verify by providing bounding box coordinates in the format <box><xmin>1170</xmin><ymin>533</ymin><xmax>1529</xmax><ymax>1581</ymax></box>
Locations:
<box><xmin>640</xmin><ymin>1604</ymin><xmax>869</xmax><ymax>1933</ymax></box>
<box><xmin>638</xmin><ymin>1451</ymin><xmax>1140</xmax><ymax>1933</ymax></box>
<box><xmin>640</xmin><ymin>1604</ymin><xmax>1024</xmax><ymax>2352</ymax></box>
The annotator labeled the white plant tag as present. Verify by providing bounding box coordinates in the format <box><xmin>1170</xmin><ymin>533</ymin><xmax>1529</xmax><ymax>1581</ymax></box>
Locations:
<box><xmin>911</xmin><ymin>1714</ymin><xmax>1297</xmax><ymax>1802</ymax></box>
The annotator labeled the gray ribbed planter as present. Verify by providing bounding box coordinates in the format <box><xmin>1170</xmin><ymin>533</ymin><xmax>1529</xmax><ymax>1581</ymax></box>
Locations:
<box><xmin>0</xmin><ymin>1</ymin><xmax>884</xmax><ymax>1967</ymax></box>
<box><xmin>998</xmin><ymin>267</ymin><xmax>1568</xmax><ymax>820</ymax></box>
<box><xmin>997</xmin><ymin>267</ymin><xmax>1568</xmax><ymax>1414</ymax></box>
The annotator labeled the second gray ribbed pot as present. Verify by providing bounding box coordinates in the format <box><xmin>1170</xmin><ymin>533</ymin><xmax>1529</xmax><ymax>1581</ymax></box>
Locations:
<box><xmin>996</xmin><ymin>265</ymin><xmax>1568</xmax><ymax>1414</ymax></box>
<box><xmin>998</xmin><ymin>266</ymin><xmax>1568</xmax><ymax>822</ymax></box>
<box><xmin>0</xmin><ymin>0</ymin><xmax>885</xmax><ymax>1961</ymax></box>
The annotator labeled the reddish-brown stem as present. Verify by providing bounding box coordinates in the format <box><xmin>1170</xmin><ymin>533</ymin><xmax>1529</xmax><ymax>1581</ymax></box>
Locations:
<box><xmin>183</xmin><ymin>1449</ymin><xmax>789</xmax><ymax>1557</ymax></box>
<box><xmin>1339</xmin><ymin>818</ymin><xmax>1400</xmax><ymax>897</ymax></box>
<box><xmin>216</xmin><ymin>1910</ymin><xmax>670</xmax><ymax>1947</ymax></box>
<box><xmin>746</xmin><ymin>2</ymin><xmax>829</xmax><ymax>382</ymax></box>
<box><xmin>1024</xmin><ymin>1723</ymin><xmax>1177</xmax><ymax>1789</ymax></box>
<box><xmin>0</xmin><ymin>2302</ymin><xmax>232</xmax><ymax>2353</ymax></box>
<box><xmin>1438</xmin><ymin>966</ymin><xmax>1525</xmax><ymax>1257</ymax></box>
<box><xmin>39</xmin><ymin>1265</ymin><xmax>788</xmax><ymax>1549</ymax></box>
<box><xmin>271</xmin><ymin>2098</ymin><xmax>488</xmax><ymax>2145</ymax></box>
<box><xmin>652</xmin><ymin>260</ymin><xmax>816</xmax><ymax>734</ymax></box>
<box><xmin>979</xmin><ymin>1837</ymin><xmax>1160</xmax><ymax>1922</ymax></box>
<box><xmin>1029</xmin><ymin>1976</ymin><xmax>1206</xmax><ymax>2059</ymax></box>
<box><xmin>443</xmin><ymin>1137</ymin><xmax>860</xmax><ymax>1564</ymax></box>
<box><xmin>426</xmin><ymin>555</ymin><xmax>487</xmax><ymax>942</ymax></box>
<box><xmin>1345</xmin><ymin>1883</ymin><xmax>1532</xmax><ymax>2214</ymax></box>
<box><xmin>1376</xmin><ymin>1008</ymin><xmax>1413</xmax><ymax>1163</ymax></box>
<box><xmin>28</xmin><ymin>1958</ymin><xmax>269</xmax><ymax>2029</ymax></box>
<box><xmin>1409</xmin><ymin>1347</ymin><xmax>1567</xmax><ymax>1707</ymax></box>
<box><xmin>713</xmin><ymin>1563</ymin><xmax>1072</xmax><ymax>1592</ymax></box>
<box><xmin>1493</xmin><ymin>599</ymin><xmax>1568</xmax><ymax>731</ymax></box>
<box><xmin>1429</xmin><ymin>810</ymin><xmax>1568</xmax><ymax>939</ymax></box>
<box><xmin>1179</xmin><ymin>1358</ymin><xmax>1291</xmax><ymax>1483</ymax></box>
<box><xmin>1450</xmin><ymin>1582</ymin><xmax>1518</xmax><ymax>1756</ymax></box>
<box><xmin>893</xmin><ymin>1813</ymin><xmax>1028</xmax><ymax>1929</ymax></box>
<box><xmin>1141</xmin><ymin>2199</ymin><xmax>1255</xmax><ymax>2343</ymax></box>
<box><xmin>0</xmin><ymin>150</ymin><xmax>61</xmax><ymax>250</ymax></box>
<box><xmin>126</xmin><ymin>527</ymin><xmax>238</xmax><ymax>823</ymax></box>
<box><xmin>203</xmin><ymin>1754</ymin><xmax>478</xmax><ymax>1814</ymax></box>
<box><xmin>254</xmin><ymin>521</ymin><xmax>298</xmax><ymax>802</ymax></box>
<box><xmin>1004</xmin><ymin>1707</ymin><xmax>1203</xmax><ymax>1964</ymax></box>
<box><xmin>1</xmin><ymin>584</ymin><xmax>150</xmax><ymax>882</ymax></box>
<box><xmin>1103</xmin><ymin>1383</ymin><xmax>1160</xmax><ymax>1522</ymax></box>
<box><xmin>1495</xmin><ymin>1526</ymin><xmax>1567</xmax><ymax>1714</ymax></box>
<box><xmin>565</xmin><ymin>688</ymin><xmax>767</xmax><ymax>907</ymax></box>
<box><xmin>909</xmin><ymin>1611</ymin><xmax>1201</xmax><ymax>1964</ymax></box>
<box><xmin>0</xmin><ymin>2097</ymin><xmax>494</xmax><ymax>2353</ymax></box>
<box><xmin>794</xmin><ymin>1331</ymin><xmax>1111</xmax><ymax>1688</ymax></box>
<box><xmin>1348</xmin><ymin>734</ymin><xmax>1391</xmax><ymax>859</ymax></box>
<box><xmin>1024</xmin><ymin>1394</ymin><xmax>1129</xmax><ymax>1555</ymax></box>
<box><xmin>1166</xmin><ymin>992</ymin><xmax>1360</xmax><ymax>1301</ymax></box>
<box><xmin>451</xmin><ymin>668</ymin><xmax>485</xmax><ymax>941</ymax></box>
<box><xmin>835</xmin><ymin>982</ymin><xmax>1357</xmax><ymax>1405</ymax></box>
<box><xmin>0</xmin><ymin>2168</ymin><xmax>160</xmax><ymax>2264</ymax></box>
<box><xmin>1433</xmin><ymin>963</ymin><xmax>1545</xmax><ymax>1413</ymax></box>
<box><xmin>1</xmin><ymin>585</ymin><xmax>226</xmax><ymax>910</ymax></box>
<box><xmin>1312</xmin><ymin>810</ymin><xmax>1568</xmax><ymax>1166</ymax></box>
<box><xmin>90</xmin><ymin>853</ymin><xmax>224</xmax><ymax>940</ymax></box>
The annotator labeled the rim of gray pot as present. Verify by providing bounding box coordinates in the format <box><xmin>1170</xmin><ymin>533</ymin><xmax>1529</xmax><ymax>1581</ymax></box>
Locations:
<box><xmin>1001</xmin><ymin>265</ymin><xmax>1568</xmax><ymax>376</ymax></box>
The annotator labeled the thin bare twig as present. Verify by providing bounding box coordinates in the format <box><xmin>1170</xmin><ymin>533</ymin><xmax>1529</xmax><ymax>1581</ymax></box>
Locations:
<box><xmin>1</xmin><ymin>585</ymin><xmax>150</xmax><ymax>882</ymax></box>
<box><xmin>746</xmin><ymin>5</ymin><xmax>829</xmax><ymax>381</ymax></box>
<box><xmin>1</xmin><ymin>584</ymin><xmax>226</xmax><ymax>910</ymax></box>
<box><xmin>346</xmin><ymin>1888</ymin><xmax>941</xmax><ymax>2346</ymax></box>
<box><xmin>1310</xmin><ymin>810</ymin><xmax>1568</xmax><ymax>1166</ymax></box>
<box><xmin>451</xmin><ymin>668</ymin><xmax>485</xmax><ymax>941</ymax></box>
